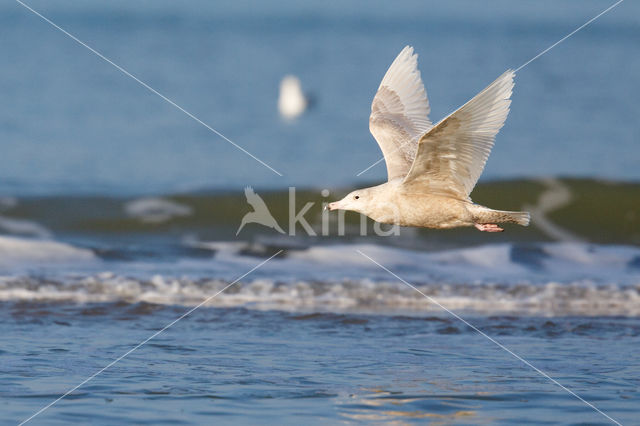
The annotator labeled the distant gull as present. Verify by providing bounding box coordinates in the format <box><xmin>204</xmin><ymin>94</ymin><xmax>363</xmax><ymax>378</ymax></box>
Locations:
<box><xmin>328</xmin><ymin>46</ymin><xmax>529</xmax><ymax>232</ymax></box>
<box><xmin>278</xmin><ymin>75</ymin><xmax>307</xmax><ymax>120</ymax></box>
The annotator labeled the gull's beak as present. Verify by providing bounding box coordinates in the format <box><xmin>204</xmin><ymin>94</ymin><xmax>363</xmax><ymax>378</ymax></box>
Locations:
<box><xmin>327</xmin><ymin>202</ymin><xmax>337</xmax><ymax>211</ymax></box>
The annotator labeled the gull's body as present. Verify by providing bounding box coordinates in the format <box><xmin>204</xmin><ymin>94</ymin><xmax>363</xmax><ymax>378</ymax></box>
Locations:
<box><xmin>328</xmin><ymin>46</ymin><xmax>529</xmax><ymax>232</ymax></box>
<box><xmin>278</xmin><ymin>75</ymin><xmax>307</xmax><ymax>120</ymax></box>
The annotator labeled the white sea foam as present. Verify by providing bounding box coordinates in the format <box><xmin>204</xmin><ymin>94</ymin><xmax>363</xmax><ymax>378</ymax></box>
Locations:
<box><xmin>0</xmin><ymin>235</ymin><xmax>95</xmax><ymax>266</ymax></box>
<box><xmin>0</xmin><ymin>273</ymin><xmax>638</xmax><ymax>316</ymax></box>
<box><xmin>124</xmin><ymin>198</ymin><xmax>192</xmax><ymax>223</ymax></box>
<box><xmin>241</xmin><ymin>242</ymin><xmax>640</xmax><ymax>286</ymax></box>
<box><xmin>0</xmin><ymin>216</ymin><xmax>52</xmax><ymax>238</ymax></box>
<box><xmin>0</xmin><ymin>239</ymin><xmax>638</xmax><ymax>315</ymax></box>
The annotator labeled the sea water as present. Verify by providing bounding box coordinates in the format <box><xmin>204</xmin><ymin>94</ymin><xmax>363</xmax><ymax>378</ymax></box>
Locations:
<box><xmin>1</xmin><ymin>1</ymin><xmax>639</xmax><ymax>424</ymax></box>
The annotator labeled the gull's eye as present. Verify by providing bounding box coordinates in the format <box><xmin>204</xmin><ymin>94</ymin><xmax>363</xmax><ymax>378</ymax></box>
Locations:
<box><xmin>354</xmin><ymin>195</ymin><xmax>360</xmax><ymax>200</ymax></box>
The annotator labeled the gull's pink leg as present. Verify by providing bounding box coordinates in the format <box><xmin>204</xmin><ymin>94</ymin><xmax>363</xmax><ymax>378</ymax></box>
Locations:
<box><xmin>474</xmin><ymin>223</ymin><xmax>504</xmax><ymax>232</ymax></box>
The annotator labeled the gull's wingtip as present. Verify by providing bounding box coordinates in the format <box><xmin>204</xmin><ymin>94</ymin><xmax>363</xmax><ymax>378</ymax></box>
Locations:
<box><xmin>400</xmin><ymin>44</ymin><xmax>414</xmax><ymax>53</ymax></box>
<box><xmin>492</xmin><ymin>69</ymin><xmax>516</xmax><ymax>100</ymax></box>
<box><xmin>398</xmin><ymin>45</ymin><xmax>416</xmax><ymax>60</ymax></box>
<box><xmin>506</xmin><ymin>69</ymin><xmax>516</xmax><ymax>96</ymax></box>
<box><xmin>503</xmin><ymin>69</ymin><xmax>516</xmax><ymax>83</ymax></box>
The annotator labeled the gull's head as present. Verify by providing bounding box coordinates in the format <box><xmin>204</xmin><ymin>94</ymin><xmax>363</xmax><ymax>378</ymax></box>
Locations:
<box><xmin>327</xmin><ymin>188</ymin><xmax>371</xmax><ymax>214</ymax></box>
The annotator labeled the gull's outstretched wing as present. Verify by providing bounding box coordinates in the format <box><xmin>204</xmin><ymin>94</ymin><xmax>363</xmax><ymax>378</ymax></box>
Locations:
<box><xmin>402</xmin><ymin>70</ymin><xmax>514</xmax><ymax>200</ymax></box>
<box><xmin>369</xmin><ymin>46</ymin><xmax>433</xmax><ymax>181</ymax></box>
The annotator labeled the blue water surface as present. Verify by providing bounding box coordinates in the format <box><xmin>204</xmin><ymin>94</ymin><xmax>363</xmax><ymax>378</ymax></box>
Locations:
<box><xmin>1</xmin><ymin>2</ymin><xmax>639</xmax><ymax>425</ymax></box>
<box><xmin>0</xmin><ymin>0</ymin><xmax>638</xmax><ymax>195</ymax></box>
<box><xmin>3</xmin><ymin>306</ymin><xmax>639</xmax><ymax>425</ymax></box>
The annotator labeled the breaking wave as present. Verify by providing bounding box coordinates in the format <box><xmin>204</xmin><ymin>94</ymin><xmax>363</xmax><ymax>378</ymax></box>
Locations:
<box><xmin>0</xmin><ymin>235</ymin><xmax>95</xmax><ymax>267</ymax></box>
<box><xmin>0</xmin><ymin>236</ymin><xmax>638</xmax><ymax>316</ymax></box>
<box><xmin>0</xmin><ymin>177</ymin><xmax>638</xmax><ymax>316</ymax></box>
<box><xmin>0</xmin><ymin>273</ymin><xmax>638</xmax><ymax>317</ymax></box>
<box><xmin>0</xmin><ymin>178</ymin><xmax>637</xmax><ymax>245</ymax></box>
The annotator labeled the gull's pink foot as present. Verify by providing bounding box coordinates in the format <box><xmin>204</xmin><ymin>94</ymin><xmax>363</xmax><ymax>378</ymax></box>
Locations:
<box><xmin>474</xmin><ymin>223</ymin><xmax>504</xmax><ymax>232</ymax></box>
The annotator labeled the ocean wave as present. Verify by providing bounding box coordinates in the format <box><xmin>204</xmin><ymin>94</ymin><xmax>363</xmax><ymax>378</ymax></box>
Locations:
<box><xmin>0</xmin><ymin>235</ymin><xmax>638</xmax><ymax>315</ymax></box>
<box><xmin>0</xmin><ymin>197</ymin><xmax>17</xmax><ymax>211</ymax></box>
<box><xmin>0</xmin><ymin>235</ymin><xmax>96</xmax><ymax>266</ymax></box>
<box><xmin>198</xmin><ymin>241</ymin><xmax>640</xmax><ymax>287</ymax></box>
<box><xmin>124</xmin><ymin>197</ymin><xmax>192</xmax><ymax>223</ymax></box>
<box><xmin>0</xmin><ymin>215</ymin><xmax>52</xmax><ymax>238</ymax></box>
<box><xmin>0</xmin><ymin>178</ymin><xmax>638</xmax><ymax>245</ymax></box>
<box><xmin>0</xmin><ymin>273</ymin><xmax>638</xmax><ymax>316</ymax></box>
<box><xmin>0</xmin><ymin>201</ymin><xmax>638</xmax><ymax>317</ymax></box>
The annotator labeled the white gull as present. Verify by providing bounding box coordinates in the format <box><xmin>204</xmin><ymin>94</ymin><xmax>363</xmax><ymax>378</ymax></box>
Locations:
<box><xmin>328</xmin><ymin>46</ymin><xmax>529</xmax><ymax>232</ymax></box>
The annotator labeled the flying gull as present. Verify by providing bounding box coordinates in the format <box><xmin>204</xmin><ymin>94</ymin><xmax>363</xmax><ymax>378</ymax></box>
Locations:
<box><xmin>328</xmin><ymin>46</ymin><xmax>529</xmax><ymax>232</ymax></box>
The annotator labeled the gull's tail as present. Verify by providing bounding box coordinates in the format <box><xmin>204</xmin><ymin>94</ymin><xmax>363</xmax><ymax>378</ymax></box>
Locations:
<box><xmin>470</xmin><ymin>205</ymin><xmax>530</xmax><ymax>227</ymax></box>
<box><xmin>497</xmin><ymin>210</ymin><xmax>530</xmax><ymax>226</ymax></box>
